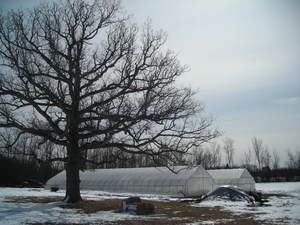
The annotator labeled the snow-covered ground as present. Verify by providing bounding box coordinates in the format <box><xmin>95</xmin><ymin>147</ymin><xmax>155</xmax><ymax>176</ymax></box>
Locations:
<box><xmin>255</xmin><ymin>182</ymin><xmax>300</xmax><ymax>224</ymax></box>
<box><xmin>0</xmin><ymin>188</ymin><xmax>150</xmax><ymax>225</ymax></box>
<box><xmin>0</xmin><ymin>182</ymin><xmax>299</xmax><ymax>225</ymax></box>
<box><xmin>198</xmin><ymin>182</ymin><xmax>300</xmax><ymax>225</ymax></box>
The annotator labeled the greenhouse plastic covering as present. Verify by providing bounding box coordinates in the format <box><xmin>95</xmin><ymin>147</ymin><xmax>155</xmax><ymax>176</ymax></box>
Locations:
<box><xmin>45</xmin><ymin>166</ymin><xmax>214</xmax><ymax>197</ymax></box>
<box><xmin>46</xmin><ymin>167</ymin><xmax>256</xmax><ymax>196</ymax></box>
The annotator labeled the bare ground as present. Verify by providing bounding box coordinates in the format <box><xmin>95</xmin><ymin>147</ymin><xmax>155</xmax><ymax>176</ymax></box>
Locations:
<box><xmin>6</xmin><ymin>196</ymin><xmax>279</xmax><ymax>225</ymax></box>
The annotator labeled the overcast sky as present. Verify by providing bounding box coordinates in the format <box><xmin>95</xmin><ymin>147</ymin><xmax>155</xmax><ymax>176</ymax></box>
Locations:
<box><xmin>1</xmin><ymin>0</ymin><xmax>300</xmax><ymax>165</ymax></box>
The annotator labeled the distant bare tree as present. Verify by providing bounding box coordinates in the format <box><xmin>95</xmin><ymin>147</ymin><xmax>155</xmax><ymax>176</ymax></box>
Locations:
<box><xmin>191</xmin><ymin>142</ymin><xmax>221</xmax><ymax>169</ymax></box>
<box><xmin>208</xmin><ymin>142</ymin><xmax>221</xmax><ymax>168</ymax></box>
<box><xmin>0</xmin><ymin>128</ymin><xmax>64</xmax><ymax>164</ymax></box>
<box><xmin>0</xmin><ymin>0</ymin><xmax>219</xmax><ymax>202</ymax></box>
<box><xmin>223</xmin><ymin>137</ymin><xmax>234</xmax><ymax>168</ymax></box>
<box><xmin>0</xmin><ymin>129</ymin><xmax>18</xmax><ymax>158</ymax></box>
<box><xmin>261</xmin><ymin>146</ymin><xmax>271</xmax><ymax>169</ymax></box>
<box><xmin>286</xmin><ymin>150</ymin><xmax>300</xmax><ymax>169</ymax></box>
<box><xmin>241</xmin><ymin>148</ymin><xmax>253</xmax><ymax>170</ymax></box>
<box><xmin>271</xmin><ymin>149</ymin><xmax>280</xmax><ymax>170</ymax></box>
<box><xmin>251</xmin><ymin>137</ymin><xmax>264</xmax><ymax>170</ymax></box>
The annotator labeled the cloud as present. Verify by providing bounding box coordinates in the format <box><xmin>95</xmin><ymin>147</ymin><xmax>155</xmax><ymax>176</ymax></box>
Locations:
<box><xmin>273</xmin><ymin>97</ymin><xmax>300</xmax><ymax>105</ymax></box>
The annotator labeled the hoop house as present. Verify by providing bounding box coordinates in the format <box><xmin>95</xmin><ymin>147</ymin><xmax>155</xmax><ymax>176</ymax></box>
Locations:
<box><xmin>45</xmin><ymin>166</ymin><xmax>214</xmax><ymax>197</ymax></box>
<box><xmin>207</xmin><ymin>168</ymin><xmax>255</xmax><ymax>192</ymax></box>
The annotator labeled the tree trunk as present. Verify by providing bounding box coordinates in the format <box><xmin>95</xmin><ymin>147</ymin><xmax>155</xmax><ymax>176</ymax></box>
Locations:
<box><xmin>64</xmin><ymin>148</ymin><xmax>82</xmax><ymax>203</ymax></box>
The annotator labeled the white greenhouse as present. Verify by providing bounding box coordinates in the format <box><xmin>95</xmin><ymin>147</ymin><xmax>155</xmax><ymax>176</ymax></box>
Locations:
<box><xmin>45</xmin><ymin>166</ymin><xmax>214</xmax><ymax>197</ymax></box>
<box><xmin>207</xmin><ymin>168</ymin><xmax>256</xmax><ymax>192</ymax></box>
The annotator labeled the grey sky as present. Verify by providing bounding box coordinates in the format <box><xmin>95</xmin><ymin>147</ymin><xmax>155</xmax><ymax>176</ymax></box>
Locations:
<box><xmin>1</xmin><ymin>0</ymin><xmax>300</xmax><ymax>164</ymax></box>
<box><xmin>123</xmin><ymin>0</ymin><xmax>300</xmax><ymax>163</ymax></box>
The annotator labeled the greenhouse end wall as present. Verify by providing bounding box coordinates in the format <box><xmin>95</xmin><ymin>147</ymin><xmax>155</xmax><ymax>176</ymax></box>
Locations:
<box><xmin>207</xmin><ymin>169</ymin><xmax>256</xmax><ymax>192</ymax></box>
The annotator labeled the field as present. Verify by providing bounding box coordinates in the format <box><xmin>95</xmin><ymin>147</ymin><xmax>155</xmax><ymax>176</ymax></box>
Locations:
<box><xmin>0</xmin><ymin>182</ymin><xmax>299</xmax><ymax>225</ymax></box>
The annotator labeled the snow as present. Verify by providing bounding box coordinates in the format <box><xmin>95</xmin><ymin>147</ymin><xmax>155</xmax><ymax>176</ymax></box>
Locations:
<box><xmin>187</xmin><ymin>219</ymin><xmax>234</xmax><ymax>225</ymax></box>
<box><xmin>255</xmin><ymin>182</ymin><xmax>300</xmax><ymax>225</ymax></box>
<box><xmin>256</xmin><ymin>181</ymin><xmax>300</xmax><ymax>193</ymax></box>
<box><xmin>0</xmin><ymin>182</ymin><xmax>300</xmax><ymax>225</ymax></box>
<box><xmin>0</xmin><ymin>188</ymin><xmax>141</xmax><ymax>225</ymax></box>
<box><xmin>198</xmin><ymin>182</ymin><xmax>300</xmax><ymax>225</ymax></box>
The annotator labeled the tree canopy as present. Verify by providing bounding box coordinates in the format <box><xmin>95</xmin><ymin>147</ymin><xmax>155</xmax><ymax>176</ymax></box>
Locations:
<box><xmin>0</xmin><ymin>0</ymin><xmax>219</xmax><ymax>202</ymax></box>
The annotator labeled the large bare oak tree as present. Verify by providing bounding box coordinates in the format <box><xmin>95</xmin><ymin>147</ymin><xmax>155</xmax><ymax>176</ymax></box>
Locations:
<box><xmin>0</xmin><ymin>0</ymin><xmax>219</xmax><ymax>202</ymax></box>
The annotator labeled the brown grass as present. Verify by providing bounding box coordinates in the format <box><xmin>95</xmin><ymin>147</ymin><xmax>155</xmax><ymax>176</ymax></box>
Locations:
<box><xmin>61</xmin><ymin>199</ymin><xmax>122</xmax><ymax>213</ymax></box>
<box><xmin>7</xmin><ymin>196</ymin><xmax>275</xmax><ymax>225</ymax></box>
<box><xmin>5</xmin><ymin>196</ymin><xmax>63</xmax><ymax>203</ymax></box>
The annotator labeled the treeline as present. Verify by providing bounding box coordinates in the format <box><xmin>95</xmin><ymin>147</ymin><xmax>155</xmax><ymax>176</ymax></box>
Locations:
<box><xmin>84</xmin><ymin>141</ymin><xmax>222</xmax><ymax>169</ymax></box>
<box><xmin>1</xmin><ymin>130</ymin><xmax>300</xmax><ymax>186</ymax></box>
<box><xmin>0</xmin><ymin>130</ymin><xmax>63</xmax><ymax>187</ymax></box>
<box><xmin>0</xmin><ymin>154</ymin><xmax>59</xmax><ymax>187</ymax></box>
<box><xmin>89</xmin><ymin>137</ymin><xmax>300</xmax><ymax>173</ymax></box>
<box><xmin>240</xmin><ymin>137</ymin><xmax>300</xmax><ymax>182</ymax></box>
<box><xmin>87</xmin><ymin>145</ymin><xmax>300</xmax><ymax>183</ymax></box>
<box><xmin>251</xmin><ymin>167</ymin><xmax>300</xmax><ymax>183</ymax></box>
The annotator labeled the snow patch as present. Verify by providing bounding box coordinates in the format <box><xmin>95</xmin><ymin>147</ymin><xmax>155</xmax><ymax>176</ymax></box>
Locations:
<box><xmin>198</xmin><ymin>182</ymin><xmax>300</xmax><ymax>225</ymax></box>
<box><xmin>0</xmin><ymin>182</ymin><xmax>300</xmax><ymax>225</ymax></box>
<box><xmin>187</xmin><ymin>219</ymin><xmax>235</xmax><ymax>225</ymax></box>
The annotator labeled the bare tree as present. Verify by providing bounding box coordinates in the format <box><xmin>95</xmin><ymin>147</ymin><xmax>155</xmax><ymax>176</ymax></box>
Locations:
<box><xmin>191</xmin><ymin>142</ymin><xmax>221</xmax><ymax>169</ymax></box>
<box><xmin>261</xmin><ymin>146</ymin><xmax>271</xmax><ymax>169</ymax></box>
<box><xmin>271</xmin><ymin>149</ymin><xmax>280</xmax><ymax>170</ymax></box>
<box><xmin>0</xmin><ymin>0</ymin><xmax>219</xmax><ymax>202</ymax></box>
<box><xmin>241</xmin><ymin>148</ymin><xmax>253</xmax><ymax>170</ymax></box>
<box><xmin>223</xmin><ymin>137</ymin><xmax>234</xmax><ymax>168</ymax></box>
<box><xmin>286</xmin><ymin>150</ymin><xmax>300</xmax><ymax>169</ymax></box>
<box><xmin>251</xmin><ymin>137</ymin><xmax>264</xmax><ymax>170</ymax></box>
<box><xmin>208</xmin><ymin>142</ymin><xmax>221</xmax><ymax>168</ymax></box>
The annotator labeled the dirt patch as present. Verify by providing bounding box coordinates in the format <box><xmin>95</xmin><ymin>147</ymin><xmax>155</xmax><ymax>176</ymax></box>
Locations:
<box><xmin>61</xmin><ymin>199</ymin><xmax>121</xmax><ymax>213</ymax></box>
<box><xmin>5</xmin><ymin>196</ymin><xmax>63</xmax><ymax>203</ymax></box>
<box><xmin>135</xmin><ymin>200</ymin><xmax>261</xmax><ymax>225</ymax></box>
<box><xmin>28</xmin><ymin>223</ymin><xmax>115</xmax><ymax>225</ymax></box>
<box><xmin>9</xmin><ymin>196</ymin><xmax>273</xmax><ymax>225</ymax></box>
<box><xmin>262</xmin><ymin>193</ymin><xmax>292</xmax><ymax>199</ymax></box>
<box><xmin>6</xmin><ymin>195</ymin><xmax>286</xmax><ymax>225</ymax></box>
<box><xmin>6</xmin><ymin>196</ymin><xmax>121</xmax><ymax>213</ymax></box>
